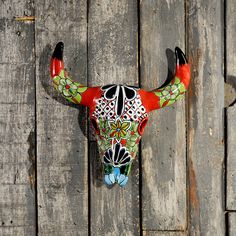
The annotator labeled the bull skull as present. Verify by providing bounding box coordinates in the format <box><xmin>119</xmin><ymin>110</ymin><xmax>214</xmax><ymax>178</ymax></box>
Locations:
<box><xmin>50</xmin><ymin>42</ymin><xmax>190</xmax><ymax>187</ymax></box>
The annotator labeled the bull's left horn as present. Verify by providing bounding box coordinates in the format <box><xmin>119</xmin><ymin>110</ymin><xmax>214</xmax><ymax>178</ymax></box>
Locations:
<box><xmin>50</xmin><ymin>42</ymin><xmax>101</xmax><ymax>108</ymax></box>
<box><xmin>139</xmin><ymin>47</ymin><xmax>190</xmax><ymax>112</ymax></box>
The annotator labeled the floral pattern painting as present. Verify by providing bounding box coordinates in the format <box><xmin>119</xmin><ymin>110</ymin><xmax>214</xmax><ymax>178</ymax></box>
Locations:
<box><xmin>91</xmin><ymin>85</ymin><xmax>148</xmax><ymax>186</ymax></box>
<box><xmin>53</xmin><ymin>70</ymin><xmax>87</xmax><ymax>103</ymax></box>
<box><xmin>154</xmin><ymin>77</ymin><xmax>186</xmax><ymax>108</ymax></box>
<box><xmin>109</xmin><ymin>119</ymin><xmax>131</xmax><ymax>141</ymax></box>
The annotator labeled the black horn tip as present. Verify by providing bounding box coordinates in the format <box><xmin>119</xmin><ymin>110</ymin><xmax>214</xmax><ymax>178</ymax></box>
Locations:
<box><xmin>175</xmin><ymin>47</ymin><xmax>188</xmax><ymax>65</ymax></box>
<box><xmin>52</xmin><ymin>42</ymin><xmax>64</xmax><ymax>60</ymax></box>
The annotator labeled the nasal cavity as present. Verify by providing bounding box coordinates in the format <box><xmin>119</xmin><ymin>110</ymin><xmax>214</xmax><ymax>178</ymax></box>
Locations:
<box><xmin>138</xmin><ymin>117</ymin><xmax>148</xmax><ymax>135</ymax></box>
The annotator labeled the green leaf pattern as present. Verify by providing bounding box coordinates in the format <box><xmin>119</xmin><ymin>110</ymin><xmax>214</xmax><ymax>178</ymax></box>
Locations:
<box><xmin>96</xmin><ymin>119</ymin><xmax>141</xmax><ymax>160</ymax></box>
<box><xmin>53</xmin><ymin>70</ymin><xmax>87</xmax><ymax>103</ymax></box>
<box><xmin>154</xmin><ymin>77</ymin><xmax>186</xmax><ymax>107</ymax></box>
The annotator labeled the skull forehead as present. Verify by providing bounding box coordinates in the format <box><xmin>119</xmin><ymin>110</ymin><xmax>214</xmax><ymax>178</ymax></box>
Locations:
<box><xmin>92</xmin><ymin>84</ymin><xmax>148</xmax><ymax>121</ymax></box>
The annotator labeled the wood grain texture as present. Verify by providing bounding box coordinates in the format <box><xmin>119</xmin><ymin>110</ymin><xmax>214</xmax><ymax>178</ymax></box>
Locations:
<box><xmin>140</xmin><ymin>0</ymin><xmax>186</xmax><ymax>230</ymax></box>
<box><xmin>0</xmin><ymin>1</ymin><xmax>233</xmax><ymax>235</ymax></box>
<box><xmin>187</xmin><ymin>0</ymin><xmax>225</xmax><ymax>235</ymax></box>
<box><xmin>226</xmin><ymin>0</ymin><xmax>236</xmax><ymax>79</ymax></box>
<box><xmin>0</xmin><ymin>227</ymin><xmax>35</xmax><ymax>236</ymax></box>
<box><xmin>88</xmin><ymin>1</ymin><xmax>140</xmax><ymax>235</ymax></box>
<box><xmin>143</xmin><ymin>231</ymin><xmax>186</xmax><ymax>236</ymax></box>
<box><xmin>229</xmin><ymin>213</ymin><xmax>236</xmax><ymax>236</ymax></box>
<box><xmin>35</xmin><ymin>0</ymin><xmax>88</xmax><ymax>235</ymax></box>
<box><xmin>0</xmin><ymin>0</ymin><xmax>36</xmax><ymax>235</ymax></box>
<box><xmin>226</xmin><ymin>105</ymin><xmax>236</xmax><ymax>209</ymax></box>
<box><xmin>226</xmin><ymin>0</ymin><xmax>236</xmax><ymax>211</ymax></box>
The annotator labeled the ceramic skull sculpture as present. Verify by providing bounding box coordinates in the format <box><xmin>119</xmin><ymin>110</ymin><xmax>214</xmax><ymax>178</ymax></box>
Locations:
<box><xmin>50</xmin><ymin>42</ymin><xmax>190</xmax><ymax>187</ymax></box>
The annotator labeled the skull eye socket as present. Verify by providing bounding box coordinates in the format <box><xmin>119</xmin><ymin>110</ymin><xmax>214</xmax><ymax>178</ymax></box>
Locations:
<box><xmin>138</xmin><ymin>117</ymin><xmax>148</xmax><ymax>135</ymax></box>
<box><xmin>91</xmin><ymin>117</ymin><xmax>99</xmax><ymax>134</ymax></box>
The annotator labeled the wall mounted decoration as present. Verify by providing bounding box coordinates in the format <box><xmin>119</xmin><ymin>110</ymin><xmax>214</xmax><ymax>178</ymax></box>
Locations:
<box><xmin>50</xmin><ymin>42</ymin><xmax>190</xmax><ymax>187</ymax></box>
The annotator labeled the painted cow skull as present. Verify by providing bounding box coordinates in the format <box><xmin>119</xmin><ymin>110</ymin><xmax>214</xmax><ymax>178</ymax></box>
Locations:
<box><xmin>50</xmin><ymin>42</ymin><xmax>190</xmax><ymax>187</ymax></box>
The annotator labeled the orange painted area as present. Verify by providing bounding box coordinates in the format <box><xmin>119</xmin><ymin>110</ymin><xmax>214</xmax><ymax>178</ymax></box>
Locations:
<box><xmin>189</xmin><ymin>159</ymin><xmax>200</xmax><ymax>213</ymax></box>
<box><xmin>50</xmin><ymin>58</ymin><xmax>64</xmax><ymax>78</ymax></box>
<box><xmin>176</xmin><ymin>64</ymin><xmax>191</xmax><ymax>89</ymax></box>
<box><xmin>85</xmin><ymin>87</ymin><xmax>102</xmax><ymax>113</ymax></box>
<box><xmin>138</xmin><ymin>89</ymin><xmax>160</xmax><ymax>112</ymax></box>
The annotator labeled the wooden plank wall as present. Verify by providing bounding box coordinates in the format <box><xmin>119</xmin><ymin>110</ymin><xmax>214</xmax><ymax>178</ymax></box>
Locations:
<box><xmin>36</xmin><ymin>0</ymin><xmax>88</xmax><ymax>235</ymax></box>
<box><xmin>226</xmin><ymin>0</ymin><xmax>236</xmax><ymax>235</ymax></box>
<box><xmin>0</xmin><ymin>0</ymin><xmax>236</xmax><ymax>235</ymax></box>
<box><xmin>140</xmin><ymin>1</ymin><xmax>187</xmax><ymax>232</ymax></box>
<box><xmin>187</xmin><ymin>0</ymin><xmax>225</xmax><ymax>235</ymax></box>
<box><xmin>0</xmin><ymin>1</ymin><xmax>36</xmax><ymax>235</ymax></box>
<box><xmin>226</xmin><ymin>0</ymin><xmax>236</xmax><ymax>210</ymax></box>
<box><xmin>88</xmin><ymin>1</ymin><xmax>140</xmax><ymax>235</ymax></box>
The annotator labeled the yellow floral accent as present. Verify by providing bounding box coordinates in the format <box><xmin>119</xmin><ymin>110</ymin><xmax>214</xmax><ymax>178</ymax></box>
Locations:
<box><xmin>109</xmin><ymin>119</ymin><xmax>131</xmax><ymax>141</ymax></box>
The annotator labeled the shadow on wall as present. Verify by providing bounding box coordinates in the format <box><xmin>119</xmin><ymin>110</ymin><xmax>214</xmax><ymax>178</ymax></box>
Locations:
<box><xmin>225</xmin><ymin>75</ymin><xmax>236</xmax><ymax>107</ymax></box>
<box><xmin>39</xmin><ymin>44</ymin><xmax>103</xmax><ymax>186</ymax></box>
<box><xmin>39</xmin><ymin>44</ymin><xmax>87</xmax><ymax>136</ymax></box>
<box><xmin>90</xmin><ymin>142</ymin><xmax>104</xmax><ymax>188</ymax></box>
<box><xmin>158</xmin><ymin>48</ymin><xmax>175</xmax><ymax>89</ymax></box>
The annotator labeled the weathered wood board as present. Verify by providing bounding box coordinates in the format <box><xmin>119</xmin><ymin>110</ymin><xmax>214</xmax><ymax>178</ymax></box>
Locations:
<box><xmin>187</xmin><ymin>0</ymin><xmax>225</xmax><ymax>235</ymax></box>
<box><xmin>140</xmin><ymin>0</ymin><xmax>186</xmax><ymax>230</ymax></box>
<box><xmin>0</xmin><ymin>0</ymin><xmax>234</xmax><ymax>235</ymax></box>
<box><xmin>88</xmin><ymin>0</ymin><xmax>140</xmax><ymax>235</ymax></box>
<box><xmin>225</xmin><ymin>0</ymin><xmax>236</xmax><ymax>113</ymax></box>
<box><xmin>226</xmin><ymin>0</ymin><xmax>236</xmax><ymax>211</ymax></box>
<box><xmin>229</xmin><ymin>213</ymin><xmax>236</xmax><ymax>236</ymax></box>
<box><xmin>35</xmin><ymin>0</ymin><xmax>88</xmax><ymax>235</ymax></box>
<box><xmin>226</xmin><ymin>0</ymin><xmax>236</xmax><ymax>80</ymax></box>
<box><xmin>0</xmin><ymin>1</ymin><xmax>36</xmax><ymax>235</ymax></box>
<box><xmin>227</xmin><ymin>105</ymin><xmax>236</xmax><ymax>209</ymax></box>
<box><xmin>143</xmin><ymin>231</ymin><xmax>186</xmax><ymax>236</ymax></box>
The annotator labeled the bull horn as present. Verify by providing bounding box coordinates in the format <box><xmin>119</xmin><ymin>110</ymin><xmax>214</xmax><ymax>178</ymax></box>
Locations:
<box><xmin>139</xmin><ymin>47</ymin><xmax>190</xmax><ymax>112</ymax></box>
<box><xmin>50</xmin><ymin>42</ymin><xmax>101</xmax><ymax>108</ymax></box>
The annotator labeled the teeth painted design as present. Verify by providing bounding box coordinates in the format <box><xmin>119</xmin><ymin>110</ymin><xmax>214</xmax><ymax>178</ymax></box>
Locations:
<box><xmin>103</xmin><ymin>167</ymin><xmax>129</xmax><ymax>187</ymax></box>
<box><xmin>103</xmin><ymin>143</ymin><xmax>132</xmax><ymax>167</ymax></box>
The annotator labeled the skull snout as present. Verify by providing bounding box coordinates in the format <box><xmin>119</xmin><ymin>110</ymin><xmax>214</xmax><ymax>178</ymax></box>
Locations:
<box><xmin>104</xmin><ymin>167</ymin><xmax>129</xmax><ymax>187</ymax></box>
<box><xmin>103</xmin><ymin>143</ymin><xmax>132</xmax><ymax>187</ymax></box>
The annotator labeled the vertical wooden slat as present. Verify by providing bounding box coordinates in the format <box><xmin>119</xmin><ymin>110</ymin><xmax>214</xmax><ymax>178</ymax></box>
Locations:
<box><xmin>226</xmin><ymin>105</ymin><xmax>236</xmax><ymax>209</ymax></box>
<box><xmin>140</xmin><ymin>0</ymin><xmax>186</xmax><ymax>230</ymax></box>
<box><xmin>35</xmin><ymin>1</ymin><xmax>88</xmax><ymax>235</ymax></box>
<box><xmin>229</xmin><ymin>213</ymin><xmax>236</xmax><ymax>236</ymax></box>
<box><xmin>187</xmin><ymin>0</ymin><xmax>225</xmax><ymax>235</ymax></box>
<box><xmin>88</xmin><ymin>1</ymin><xmax>140</xmax><ymax>235</ymax></box>
<box><xmin>226</xmin><ymin>0</ymin><xmax>236</xmax><ymax>79</ymax></box>
<box><xmin>143</xmin><ymin>231</ymin><xmax>187</xmax><ymax>236</ymax></box>
<box><xmin>0</xmin><ymin>1</ymin><xmax>36</xmax><ymax>235</ymax></box>
<box><xmin>226</xmin><ymin>0</ymin><xmax>236</xmax><ymax>211</ymax></box>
